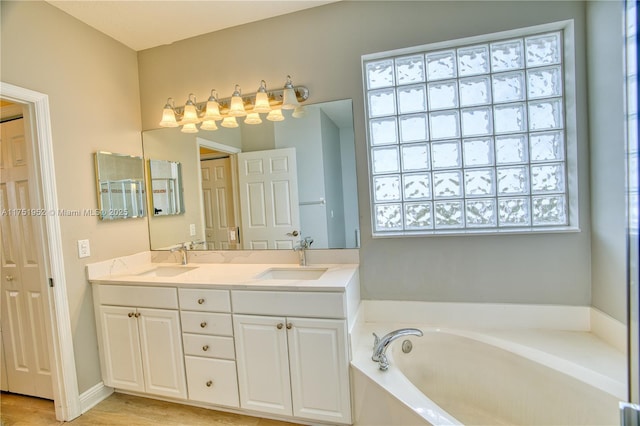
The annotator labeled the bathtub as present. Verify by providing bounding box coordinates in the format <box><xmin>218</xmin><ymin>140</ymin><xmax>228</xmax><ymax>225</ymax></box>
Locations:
<box><xmin>351</xmin><ymin>326</ymin><xmax>623</xmax><ymax>426</ymax></box>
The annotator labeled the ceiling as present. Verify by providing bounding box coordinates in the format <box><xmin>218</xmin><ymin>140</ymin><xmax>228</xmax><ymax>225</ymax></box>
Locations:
<box><xmin>45</xmin><ymin>1</ymin><xmax>338</xmax><ymax>51</ymax></box>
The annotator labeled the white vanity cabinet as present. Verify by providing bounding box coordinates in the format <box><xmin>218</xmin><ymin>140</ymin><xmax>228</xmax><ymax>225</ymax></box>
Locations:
<box><xmin>93</xmin><ymin>285</ymin><xmax>187</xmax><ymax>399</ymax></box>
<box><xmin>232</xmin><ymin>290</ymin><xmax>352</xmax><ymax>425</ymax></box>
<box><xmin>178</xmin><ymin>288</ymin><xmax>239</xmax><ymax>408</ymax></box>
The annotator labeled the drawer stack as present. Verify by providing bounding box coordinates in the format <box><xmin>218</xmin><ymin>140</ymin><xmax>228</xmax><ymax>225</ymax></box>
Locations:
<box><xmin>178</xmin><ymin>288</ymin><xmax>239</xmax><ymax>408</ymax></box>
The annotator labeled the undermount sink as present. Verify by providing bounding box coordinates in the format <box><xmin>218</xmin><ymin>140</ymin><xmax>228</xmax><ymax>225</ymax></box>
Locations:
<box><xmin>137</xmin><ymin>266</ymin><xmax>198</xmax><ymax>277</ymax></box>
<box><xmin>257</xmin><ymin>267</ymin><xmax>328</xmax><ymax>281</ymax></box>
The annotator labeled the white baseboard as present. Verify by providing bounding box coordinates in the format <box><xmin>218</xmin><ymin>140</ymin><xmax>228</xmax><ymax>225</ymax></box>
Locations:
<box><xmin>79</xmin><ymin>382</ymin><xmax>113</xmax><ymax>414</ymax></box>
<box><xmin>591</xmin><ymin>308</ymin><xmax>627</xmax><ymax>354</ymax></box>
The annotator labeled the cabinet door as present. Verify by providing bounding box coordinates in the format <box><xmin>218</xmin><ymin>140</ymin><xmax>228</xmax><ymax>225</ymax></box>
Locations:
<box><xmin>233</xmin><ymin>314</ymin><xmax>292</xmax><ymax>416</ymax></box>
<box><xmin>287</xmin><ymin>318</ymin><xmax>352</xmax><ymax>424</ymax></box>
<box><xmin>137</xmin><ymin>308</ymin><xmax>187</xmax><ymax>399</ymax></box>
<box><xmin>99</xmin><ymin>305</ymin><xmax>144</xmax><ymax>392</ymax></box>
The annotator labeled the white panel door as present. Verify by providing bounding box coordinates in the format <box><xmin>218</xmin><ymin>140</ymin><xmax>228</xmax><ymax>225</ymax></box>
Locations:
<box><xmin>237</xmin><ymin>148</ymin><xmax>300</xmax><ymax>249</ymax></box>
<box><xmin>201</xmin><ymin>158</ymin><xmax>237</xmax><ymax>250</ymax></box>
<box><xmin>99</xmin><ymin>305</ymin><xmax>145</xmax><ymax>393</ymax></box>
<box><xmin>0</xmin><ymin>118</ymin><xmax>53</xmax><ymax>399</ymax></box>
<box><xmin>137</xmin><ymin>308</ymin><xmax>187</xmax><ymax>399</ymax></box>
<box><xmin>233</xmin><ymin>314</ymin><xmax>292</xmax><ymax>416</ymax></box>
<box><xmin>287</xmin><ymin>317</ymin><xmax>352</xmax><ymax>424</ymax></box>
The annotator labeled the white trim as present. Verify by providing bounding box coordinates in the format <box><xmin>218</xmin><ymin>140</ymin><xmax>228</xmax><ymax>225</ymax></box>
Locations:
<box><xmin>79</xmin><ymin>382</ymin><xmax>113</xmax><ymax>414</ymax></box>
<box><xmin>196</xmin><ymin>137</ymin><xmax>241</xmax><ymax>154</ymax></box>
<box><xmin>591</xmin><ymin>308</ymin><xmax>627</xmax><ymax>354</ymax></box>
<box><xmin>361</xmin><ymin>300</ymin><xmax>591</xmax><ymax>330</ymax></box>
<box><xmin>0</xmin><ymin>82</ymin><xmax>81</xmax><ymax>421</ymax></box>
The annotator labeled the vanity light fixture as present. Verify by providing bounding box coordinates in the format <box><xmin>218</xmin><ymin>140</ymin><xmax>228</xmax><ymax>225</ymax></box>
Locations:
<box><xmin>158</xmin><ymin>76</ymin><xmax>309</xmax><ymax>133</ymax></box>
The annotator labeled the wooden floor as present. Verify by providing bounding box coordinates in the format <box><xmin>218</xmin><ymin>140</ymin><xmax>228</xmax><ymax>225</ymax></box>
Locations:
<box><xmin>0</xmin><ymin>392</ymin><xmax>301</xmax><ymax>426</ymax></box>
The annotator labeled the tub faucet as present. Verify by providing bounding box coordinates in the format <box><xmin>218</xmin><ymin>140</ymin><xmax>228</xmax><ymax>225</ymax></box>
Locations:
<box><xmin>170</xmin><ymin>243</ymin><xmax>188</xmax><ymax>265</ymax></box>
<box><xmin>372</xmin><ymin>328</ymin><xmax>423</xmax><ymax>371</ymax></box>
<box><xmin>293</xmin><ymin>236</ymin><xmax>313</xmax><ymax>266</ymax></box>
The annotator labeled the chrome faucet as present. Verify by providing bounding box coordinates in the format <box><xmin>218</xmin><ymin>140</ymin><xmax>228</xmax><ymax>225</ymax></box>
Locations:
<box><xmin>293</xmin><ymin>236</ymin><xmax>314</xmax><ymax>266</ymax></box>
<box><xmin>170</xmin><ymin>243</ymin><xmax>188</xmax><ymax>265</ymax></box>
<box><xmin>372</xmin><ymin>328</ymin><xmax>423</xmax><ymax>371</ymax></box>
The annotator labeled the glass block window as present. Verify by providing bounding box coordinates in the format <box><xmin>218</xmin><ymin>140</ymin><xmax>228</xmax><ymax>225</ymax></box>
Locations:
<box><xmin>364</xmin><ymin>25</ymin><xmax>576</xmax><ymax>235</ymax></box>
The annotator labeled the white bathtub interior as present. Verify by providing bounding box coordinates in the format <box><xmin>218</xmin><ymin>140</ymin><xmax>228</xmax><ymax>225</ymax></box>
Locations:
<box><xmin>351</xmin><ymin>302</ymin><xmax>627</xmax><ymax>426</ymax></box>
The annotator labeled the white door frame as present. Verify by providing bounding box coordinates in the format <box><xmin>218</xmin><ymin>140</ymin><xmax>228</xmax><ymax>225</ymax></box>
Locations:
<box><xmin>1</xmin><ymin>82</ymin><xmax>81</xmax><ymax>420</ymax></box>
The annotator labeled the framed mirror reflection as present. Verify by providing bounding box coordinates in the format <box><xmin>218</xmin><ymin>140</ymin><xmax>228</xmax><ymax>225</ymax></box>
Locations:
<box><xmin>94</xmin><ymin>151</ymin><xmax>146</xmax><ymax>220</ymax></box>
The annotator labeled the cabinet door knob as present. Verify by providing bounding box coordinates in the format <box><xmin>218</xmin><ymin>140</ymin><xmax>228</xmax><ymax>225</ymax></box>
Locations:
<box><xmin>205</xmin><ymin>380</ymin><xmax>213</xmax><ymax>387</ymax></box>
<box><xmin>200</xmin><ymin>322</ymin><xmax>207</xmax><ymax>328</ymax></box>
<box><xmin>128</xmin><ymin>312</ymin><xmax>134</xmax><ymax>318</ymax></box>
<box><xmin>286</xmin><ymin>323</ymin><xmax>293</xmax><ymax>330</ymax></box>
<box><xmin>134</xmin><ymin>312</ymin><xmax>141</xmax><ymax>318</ymax></box>
<box><xmin>276</xmin><ymin>323</ymin><xmax>284</xmax><ymax>330</ymax></box>
<box><xmin>197</xmin><ymin>298</ymin><xmax>205</xmax><ymax>305</ymax></box>
<box><xmin>202</xmin><ymin>345</ymin><xmax>209</xmax><ymax>352</ymax></box>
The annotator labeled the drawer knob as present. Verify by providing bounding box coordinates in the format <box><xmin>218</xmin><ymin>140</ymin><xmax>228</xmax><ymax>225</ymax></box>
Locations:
<box><xmin>197</xmin><ymin>298</ymin><xmax>205</xmax><ymax>305</ymax></box>
<box><xmin>200</xmin><ymin>322</ymin><xmax>207</xmax><ymax>328</ymax></box>
<box><xmin>206</xmin><ymin>380</ymin><xmax>213</xmax><ymax>387</ymax></box>
<box><xmin>202</xmin><ymin>345</ymin><xmax>209</xmax><ymax>352</ymax></box>
<box><xmin>276</xmin><ymin>323</ymin><xmax>284</xmax><ymax>330</ymax></box>
<box><xmin>128</xmin><ymin>312</ymin><xmax>134</xmax><ymax>318</ymax></box>
<box><xmin>286</xmin><ymin>323</ymin><xmax>293</xmax><ymax>330</ymax></box>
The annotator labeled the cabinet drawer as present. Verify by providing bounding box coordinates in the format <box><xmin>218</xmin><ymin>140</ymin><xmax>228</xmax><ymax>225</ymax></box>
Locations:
<box><xmin>185</xmin><ymin>356</ymin><xmax>239</xmax><ymax>408</ymax></box>
<box><xmin>178</xmin><ymin>288</ymin><xmax>230</xmax><ymax>312</ymax></box>
<box><xmin>231</xmin><ymin>290</ymin><xmax>346</xmax><ymax>318</ymax></box>
<box><xmin>97</xmin><ymin>285</ymin><xmax>178</xmax><ymax>309</ymax></box>
<box><xmin>183</xmin><ymin>334</ymin><xmax>235</xmax><ymax>359</ymax></box>
<box><xmin>180</xmin><ymin>312</ymin><xmax>233</xmax><ymax>336</ymax></box>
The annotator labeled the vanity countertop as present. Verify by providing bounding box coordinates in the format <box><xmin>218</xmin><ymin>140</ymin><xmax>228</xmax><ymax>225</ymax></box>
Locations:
<box><xmin>89</xmin><ymin>262</ymin><xmax>359</xmax><ymax>292</ymax></box>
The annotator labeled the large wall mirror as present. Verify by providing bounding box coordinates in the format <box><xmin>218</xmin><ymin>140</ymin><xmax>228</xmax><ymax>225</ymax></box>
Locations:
<box><xmin>142</xmin><ymin>99</ymin><xmax>360</xmax><ymax>250</ymax></box>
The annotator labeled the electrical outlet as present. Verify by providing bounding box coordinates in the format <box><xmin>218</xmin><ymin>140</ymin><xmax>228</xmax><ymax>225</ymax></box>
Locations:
<box><xmin>189</xmin><ymin>224</ymin><xmax>196</xmax><ymax>236</ymax></box>
<box><xmin>77</xmin><ymin>239</ymin><xmax>91</xmax><ymax>258</ymax></box>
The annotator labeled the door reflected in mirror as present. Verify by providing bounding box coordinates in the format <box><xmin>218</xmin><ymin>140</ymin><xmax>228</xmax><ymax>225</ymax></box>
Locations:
<box><xmin>142</xmin><ymin>99</ymin><xmax>359</xmax><ymax>250</ymax></box>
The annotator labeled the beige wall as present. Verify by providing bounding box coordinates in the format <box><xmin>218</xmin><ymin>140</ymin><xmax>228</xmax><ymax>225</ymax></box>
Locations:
<box><xmin>138</xmin><ymin>1</ymin><xmax>592</xmax><ymax>306</ymax></box>
<box><xmin>1</xmin><ymin>1</ymin><xmax>148</xmax><ymax>393</ymax></box>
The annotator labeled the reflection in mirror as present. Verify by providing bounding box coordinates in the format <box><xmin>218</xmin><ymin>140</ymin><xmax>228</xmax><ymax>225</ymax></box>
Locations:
<box><xmin>142</xmin><ymin>99</ymin><xmax>359</xmax><ymax>250</ymax></box>
<box><xmin>94</xmin><ymin>151</ymin><xmax>146</xmax><ymax>220</ymax></box>
<box><xmin>149</xmin><ymin>159</ymin><xmax>184</xmax><ymax>216</ymax></box>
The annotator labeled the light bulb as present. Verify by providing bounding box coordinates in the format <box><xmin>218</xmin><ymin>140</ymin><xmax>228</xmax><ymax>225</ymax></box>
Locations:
<box><xmin>228</xmin><ymin>85</ymin><xmax>247</xmax><ymax>117</ymax></box>
<box><xmin>266</xmin><ymin>109</ymin><xmax>285</xmax><ymax>122</ymax></box>
<box><xmin>181</xmin><ymin>123</ymin><xmax>198</xmax><ymax>133</ymax></box>
<box><xmin>253</xmin><ymin>80</ymin><xmax>271</xmax><ymax>113</ymax></box>
<box><xmin>203</xmin><ymin>90</ymin><xmax>222</xmax><ymax>121</ymax></box>
<box><xmin>159</xmin><ymin>98</ymin><xmax>178</xmax><ymax>127</ymax></box>
<box><xmin>200</xmin><ymin>120</ymin><xmax>218</xmax><ymax>131</ymax></box>
<box><xmin>292</xmin><ymin>106</ymin><xmax>306</xmax><ymax>118</ymax></box>
<box><xmin>281</xmin><ymin>75</ymin><xmax>300</xmax><ymax>110</ymax></box>
<box><xmin>181</xmin><ymin>94</ymin><xmax>199</xmax><ymax>124</ymax></box>
<box><xmin>221</xmin><ymin>116</ymin><xmax>239</xmax><ymax>128</ymax></box>
<box><xmin>244</xmin><ymin>112</ymin><xmax>262</xmax><ymax>125</ymax></box>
